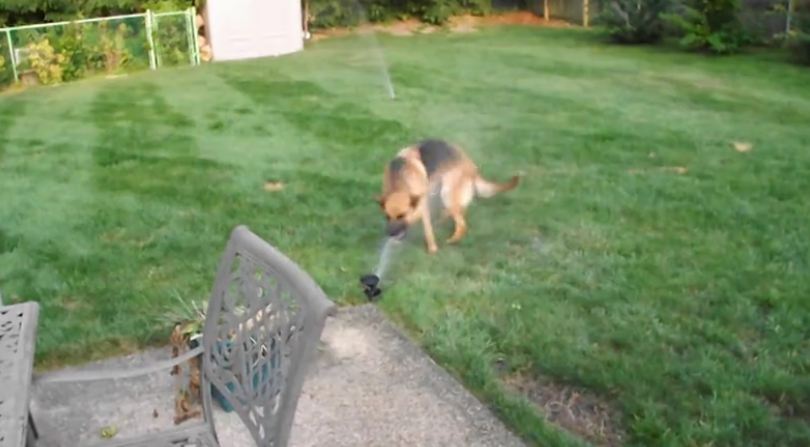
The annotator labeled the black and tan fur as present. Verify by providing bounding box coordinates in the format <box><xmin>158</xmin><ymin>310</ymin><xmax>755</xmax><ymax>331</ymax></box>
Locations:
<box><xmin>377</xmin><ymin>139</ymin><xmax>520</xmax><ymax>254</ymax></box>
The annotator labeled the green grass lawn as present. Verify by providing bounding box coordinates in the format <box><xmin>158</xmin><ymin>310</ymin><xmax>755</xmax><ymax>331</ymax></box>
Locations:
<box><xmin>1</xmin><ymin>26</ymin><xmax>809</xmax><ymax>446</ymax></box>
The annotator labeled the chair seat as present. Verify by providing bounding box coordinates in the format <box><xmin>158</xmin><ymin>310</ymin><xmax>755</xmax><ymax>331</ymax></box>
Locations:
<box><xmin>99</xmin><ymin>423</ymin><xmax>218</xmax><ymax>447</ymax></box>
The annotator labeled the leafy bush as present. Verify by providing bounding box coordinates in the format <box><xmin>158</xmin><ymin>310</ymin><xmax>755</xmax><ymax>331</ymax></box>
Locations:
<box><xmin>597</xmin><ymin>0</ymin><xmax>672</xmax><ymax>44</ymax></box>
<box><xmin>143</xmin><ymin>0</ymin><xmax>192</xmax><ymax>12</ymax></box>
<box><xmin>154</xmin><ymin>16</ymin><xmax>191</xmax><ymax>66</ymax></box>
<box><xmin>663</xmin><ymin>0</ymin><xmax>745</xmax><ymax>54</ymax></box>
<box><xmin>95</xmin><ymin>22</ymin><xmax>134</xmax><ymax>73</ymax></box>
<box><xmin>52</xmin><ymin>24</ymin><xmax>89</xmax><ymax>81</ymax></box>
<box><xmin>0</xmin><ymin>1</ymin><xmax>203</xmax><ymax>26</ymax></box>
<box><xmin>25</xmin><ymin>38</ymin><xmax>67</xmax><ymax>84</ymax></box>
<box><xmin>416</xmin><ymin>0</ymin><xmax>460</xmax><ymax>24</ymax></box>
<box><xmin>0</xmin><ymin>53</ymin><xmax>8</xmax><ymax>85</ymax></box>
<box><xmin>307</xmin><ymin>0</ymin><xmax>493</xmax><ymax>28</ymax></box>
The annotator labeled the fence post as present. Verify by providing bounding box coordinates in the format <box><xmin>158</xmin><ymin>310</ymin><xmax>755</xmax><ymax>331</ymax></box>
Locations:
<box><xmin>154</xmin><ymin>13</ymin><xmax>163</xmax><ymax>67</ymax></box>
<box><xmin>191</xmin><ymin>7</ymin><xmax>201</xmax><ymax>65</ymax></box>
<box><xmin>544</xmin><ymin>0</ymin><xmax>550</xmax><ymax>20</ymax></box>
<box><xmin>185</xmin><ymin>7</ymin><xmax>197</xmax><ymax>66</ymax></box>
<box><xmin>583</xmin><ymin>0</ymin><xmax>590</xmax><ymax>27</ymax></box>
<box><xmin>786</xmin><ymin>0</ymin><xmax>794</xmax><ymax>35</ymax></box>
<box><xmin>145</xmin><ymin>10</ymin><xmax>157</xmax><ymax>70</ymax></box>
<box><xmin>5</xmin><ymin>29</ymin><xmax>18</xmax><ymax>83</ymax></box>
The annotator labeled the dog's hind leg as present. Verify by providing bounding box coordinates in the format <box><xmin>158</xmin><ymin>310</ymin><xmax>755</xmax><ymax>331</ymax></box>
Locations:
<box><xmin>443</xmin><ymin>176</ymin><xmax>474</xmax><ymax>244</ymax></box>
<box><xmin>446</xmin><ymin>209</ymin><xmax>467</xmax><ymax>244</ymax></box>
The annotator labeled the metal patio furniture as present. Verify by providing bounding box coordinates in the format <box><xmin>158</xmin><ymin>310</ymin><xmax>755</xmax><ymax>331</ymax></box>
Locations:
<box><xmin>0</xmin><ymin>301</ymin><xmax>40</xmax><ymax>447</ymax></box>
<box><xmin>31</xmin><ymin>225</ymin><xmax>337</xmax><ymax>446</ymax></box>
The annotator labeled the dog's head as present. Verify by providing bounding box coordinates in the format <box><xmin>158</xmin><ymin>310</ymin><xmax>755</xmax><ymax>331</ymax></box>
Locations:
<box><xmin>377</xmin><ymin>191</ymin><xmax>421</xmax><ymax>239</ymax></box>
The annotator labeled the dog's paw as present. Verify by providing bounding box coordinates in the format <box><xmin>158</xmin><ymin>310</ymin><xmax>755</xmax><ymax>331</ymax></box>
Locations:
<box><xmin>427</xmin><ymin>244</ymin><xmax>438</xmax><ymax>254</ymax></box>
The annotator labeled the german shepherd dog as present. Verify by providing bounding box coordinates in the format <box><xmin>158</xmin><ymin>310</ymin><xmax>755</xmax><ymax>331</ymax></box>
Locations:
<box><xmin>377</xmin><ymin>139</ymin><xmax>520</xmax><ymax>254</ymax></box>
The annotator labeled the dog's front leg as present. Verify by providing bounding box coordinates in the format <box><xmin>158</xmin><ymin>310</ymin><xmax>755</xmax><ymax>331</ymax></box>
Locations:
<box><xmin>419</xmin><ymin>200</ymin><xmax>438</xmax><ymax>254</ymax></box>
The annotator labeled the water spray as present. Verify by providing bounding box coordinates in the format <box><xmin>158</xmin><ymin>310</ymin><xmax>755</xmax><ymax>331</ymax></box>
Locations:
<box><xmin>368</xmin><ymin>33</ymin><xmax>396</xmax><ymax>100</ymax></box>
<box><xmin>360</xmin><ymin>236</ymin><xmax>401</xmax><ymax>300</ymax></box>
<box><xmin>351</xmin><ymin>2</ymin><xmax>396</xmax><ymax>100</ymax></box>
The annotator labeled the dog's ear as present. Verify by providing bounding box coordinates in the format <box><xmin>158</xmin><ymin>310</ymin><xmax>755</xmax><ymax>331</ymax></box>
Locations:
<box><xmin>375</xmin><ymin>195</ymin><xmax>385</xmax><ymax>208</ymax></box>
<box><xmin>410</xmin><ymin>195</ymin><xmax>420</xmax><ymax>208</ymax></box>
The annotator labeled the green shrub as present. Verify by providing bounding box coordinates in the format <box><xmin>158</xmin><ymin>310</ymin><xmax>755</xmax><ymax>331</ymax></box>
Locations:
<box><xmin>94</xmin><ymin>22</ymin><xmax>134</xmax><ymax>73</ymax></box>
<box><xmin>26</xmin><ymin>38</ymin><xmax>67</xmax><ymax>84</ymax></box>
<box><xmin>663</xmin><ymin>0</ymin><xmax>744</xmax><ymax>54</ymax></box>
<box><xmin>307</xmin><ymin>0</ymin><xmax>493</xmax><ymax>28</ymax></box>
<box><xmin>154</xmin><ymin>16</ymin><xmax>191</xmax><ymax>67</ymax></box>
<box><xmin>597</xmin><ymin>0</ymin><xmax>672</xmax><ymax>44</ymax></box>
<box><xmin>0</xmin><ymin>53</ymin><xmax>8</xmax><ymax>85</ymax></box>
<box><xmin>143</xmin><ymin>0</ymin><xmax>192</xmax><ymax>12</ymax></box>
<box><xmin>418</xmin><ymin>0</ymin><xmax>460</xmax><ymax>24</ymax></box>
<box><xmin>308</xmin><ymin>0</ymin><xmax>364</xmax><ymax>28</ymax></box>
<box><xmin>1</xmin><ymin>1</ymin><xmax>203</xmax><ymax>27</ymax></box>
<box><xmin>51</xmin><ymin>24</ymin><xmax>89</xmax><ymax>81</ymax></box>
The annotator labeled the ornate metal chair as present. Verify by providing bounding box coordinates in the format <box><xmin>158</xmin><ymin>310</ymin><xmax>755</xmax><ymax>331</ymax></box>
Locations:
<box><xmin>0</xmin><ymin>301</ymin><xmax>40</xmax><ymax>447</ymax></box>
<box><xmin>32</xmin><ymin>225</ymin><xmax>337</xmax><ymax>446</ymax></box>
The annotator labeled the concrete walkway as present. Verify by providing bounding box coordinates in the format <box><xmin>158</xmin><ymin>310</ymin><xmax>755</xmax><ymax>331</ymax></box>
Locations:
<box><xmin>31</xmin><ymin>305</ymin><xmax>525</xmax><ymax>447</ymax></box>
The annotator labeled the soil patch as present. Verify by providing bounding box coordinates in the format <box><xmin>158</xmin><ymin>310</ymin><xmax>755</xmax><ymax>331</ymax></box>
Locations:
<box><xmin>502</xmin><ymin>372</ymin><xmax>625</xmax><ymax>446</ymax></box>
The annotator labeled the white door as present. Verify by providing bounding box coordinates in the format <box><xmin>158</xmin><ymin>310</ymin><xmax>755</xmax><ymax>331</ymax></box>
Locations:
<box><xmin>207</xmin><ymin>0</ymin><xmax>303</xmax><ymax>61</ymax></box>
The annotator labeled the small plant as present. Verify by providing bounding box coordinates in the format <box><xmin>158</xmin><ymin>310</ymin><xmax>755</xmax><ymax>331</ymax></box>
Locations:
<box><xmin>162</xmin><ymin>291</ymin><xmax>208</xmax><ymax>337</ymax></box>
<box><xmin>26</xmin><ymin>38</ymin><xmax>67</xmax><ymax>84</ymax></box>
<box><xmin>597</xmin><ymin>0</ymin><xmax>672</xmax><ymax>44</ymax></box>
<box><xmin>663</xmin><ymin>0</ymin><xmax>745</xmax><ymax>54</ymax></box>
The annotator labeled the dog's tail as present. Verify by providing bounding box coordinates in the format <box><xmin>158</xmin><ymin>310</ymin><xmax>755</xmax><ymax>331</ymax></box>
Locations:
<box><xmin>474</xmin><ymin>174</ymin><xmax>521</xmax><ymax>198</ymax></box>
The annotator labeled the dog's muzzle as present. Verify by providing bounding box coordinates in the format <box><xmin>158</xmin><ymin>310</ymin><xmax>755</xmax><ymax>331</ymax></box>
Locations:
<box><xmin>386</xmin><ymin>221</ymin><xmax>407</xmax><ymax>239</ymax></box>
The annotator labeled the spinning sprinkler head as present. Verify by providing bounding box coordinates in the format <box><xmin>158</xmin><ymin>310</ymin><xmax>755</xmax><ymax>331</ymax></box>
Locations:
<box><xmin>359</xmin><ymin>274</ymin><xmax>382</xmax><ymax>301</ymax></box>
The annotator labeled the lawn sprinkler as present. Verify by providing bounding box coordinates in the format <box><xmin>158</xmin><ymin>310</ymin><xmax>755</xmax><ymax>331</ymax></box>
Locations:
<box><xmin>360</xmin><ymin>236</ymin><xmax>401</xmax><ymax>301</ymax></box>
<box><xmin>360</xmin><ymin>274</ymin><xmax>382</xmax><ymax>301</ymax></box>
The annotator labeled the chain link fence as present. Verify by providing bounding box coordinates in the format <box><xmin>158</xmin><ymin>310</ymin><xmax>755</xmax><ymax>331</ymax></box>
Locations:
<box><xmin>0</xmin><ymin>9</ymin><xmax>200</xmax><ymax>88</ymax></box>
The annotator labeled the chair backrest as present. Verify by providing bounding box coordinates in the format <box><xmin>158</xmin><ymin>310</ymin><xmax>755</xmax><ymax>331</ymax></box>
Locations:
<box><xmin>200</xmin><ymin>226</ymin><xmax>336</xmax><ymax>447</ymax></box>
